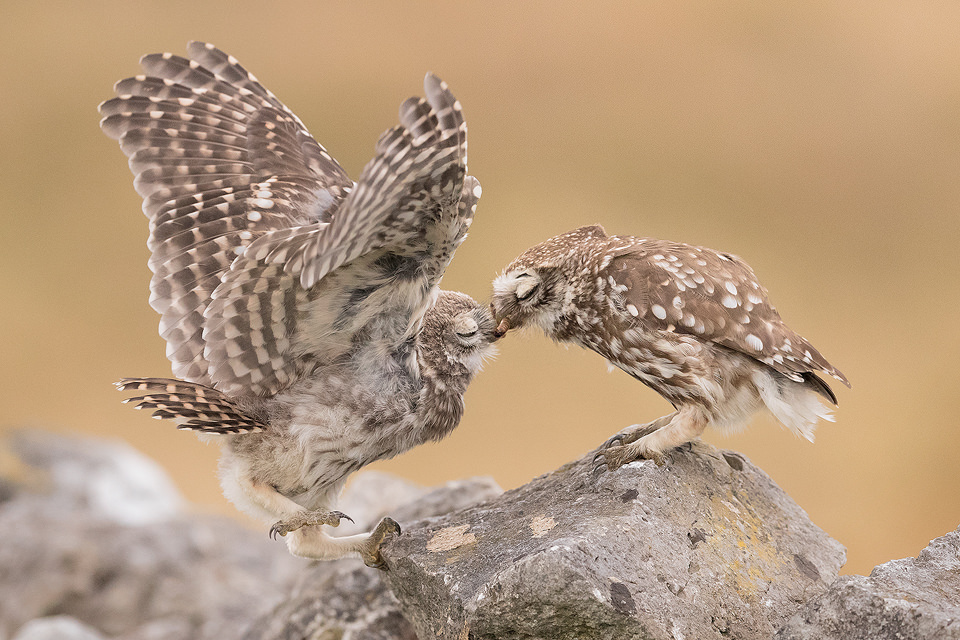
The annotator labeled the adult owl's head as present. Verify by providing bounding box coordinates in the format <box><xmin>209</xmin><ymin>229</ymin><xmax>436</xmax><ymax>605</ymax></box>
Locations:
<box><xmin>491</xmin><ymin>225</ymin><xmax>608</xmax><ymax>337</ymax></box>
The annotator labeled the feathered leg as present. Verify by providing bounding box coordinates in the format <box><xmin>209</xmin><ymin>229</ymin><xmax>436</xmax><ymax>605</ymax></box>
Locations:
<box><xmin>597</xmin><ymin>407</ymin><xmax>707</xmax><ymax>469</ymax></box>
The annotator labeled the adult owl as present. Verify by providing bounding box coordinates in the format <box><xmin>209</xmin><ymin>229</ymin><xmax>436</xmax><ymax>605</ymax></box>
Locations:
<box><xmin>101</xmin><ymin>42</ymin><xmax>497</xmax><ymax>567</ymax></box>
<box><xmin>491</xmin><ymin>225</ymin><xmax>848</xmax><ymax>469</ymax></box>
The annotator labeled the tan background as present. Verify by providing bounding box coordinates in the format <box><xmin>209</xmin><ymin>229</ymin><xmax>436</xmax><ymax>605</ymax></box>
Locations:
<box><xmin>2</xmin><ymin>1</ymin><xmax>959</xmax><ymax>576</ymax></box>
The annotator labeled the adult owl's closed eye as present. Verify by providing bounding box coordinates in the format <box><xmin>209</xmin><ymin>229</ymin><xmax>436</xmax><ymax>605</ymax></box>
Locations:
<box><xmin>491</xmin><ymin>225</ymin><xmax>848</xmax><ymax>469</ymax></box>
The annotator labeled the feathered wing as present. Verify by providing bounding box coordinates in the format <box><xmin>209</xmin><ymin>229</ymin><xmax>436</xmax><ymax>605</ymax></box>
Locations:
<box><xmin>603</xmin><ymin>237</ymin><xmax>849</xmax><ymax>390</ymax></box>
<box><xmin>100</xmin><ymin>42</ymin><xmax>354</xmax><ymax>389</ymax></box>
<box><xmin>204</xmin><ymin>74</ymin><xmax>477</xmax><ymax>396</ymax></box>
<box><xmin>103</xmin><ymin>42</ymin><xmax>477</xmax><ymax>398</ymax></box>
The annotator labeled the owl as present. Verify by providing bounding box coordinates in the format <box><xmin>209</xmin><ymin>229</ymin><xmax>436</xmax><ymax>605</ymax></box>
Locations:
<box><xmin>491</xmin><ymin>225</ymin><xmax>848</xmax><ymax>469</ymax></box>
<box><xmin>101</xmin><ymin>42</ymin><xmax>498</xmax><ymax>567</ymax></box>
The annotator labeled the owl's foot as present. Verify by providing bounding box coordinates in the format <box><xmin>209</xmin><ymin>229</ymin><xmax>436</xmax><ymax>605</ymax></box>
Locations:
<box><xmin>269</xmin><ymin>509</ymin><xmax>354</xmax><ymax>539</ymax></box>
<box><xmin>594</xmin><ymin>443</ymin><xmax>666</xmax><ymax>471</ymax></box>
<box><xmin>593</xmin><ymin>443</ymin><xmax>666</xmax><ymax>471</ymax></box>
<box><xmin>594</xmin><ymin>408</ymin><xmax>708</xmax><ymax>472</ymax></box>
<box><xmin>601</xmin><ymin>417</ymin><xmax>670</xmax><ymax>449</ymax></box>
<box><xmin>594</xmin><ymin>418</ymin><xmax>674</xmax><ymax>472</ymax></box>
<box><xmin>359</xmin><ymin>517</ymin><xmax>402</xmax><ymax>570</ymax></box>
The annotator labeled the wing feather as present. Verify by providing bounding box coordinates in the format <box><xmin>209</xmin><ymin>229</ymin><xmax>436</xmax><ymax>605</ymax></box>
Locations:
<box><xmin>205</xmin><ymin>74</ymin><xmax>476</xmax><ymax>395</ymax></box>
<box><xmin>105</xmin><ymin>44</ymin><xmax>478</xmax><ymax>398</ymax></box>
<box><xmin>604</xmin><ymin>238</ymin><xmax>849</xmax><ymax>387</ymax></box>
<box><xmin>101</xmin><ymin>42</ymin><xmax>353</xmax><ymax>388</ymax></box>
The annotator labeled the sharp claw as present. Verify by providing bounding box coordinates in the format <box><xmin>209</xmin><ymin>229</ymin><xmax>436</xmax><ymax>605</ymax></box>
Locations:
<box><xmin>360</xmin><ymin>517</ymin><xmax>402</xmax><ymax>570</ymax></box>
<box><xmin>332</xmin><ymin>510</ymin><xmax>354</xmax><ymax>524</ymax></box>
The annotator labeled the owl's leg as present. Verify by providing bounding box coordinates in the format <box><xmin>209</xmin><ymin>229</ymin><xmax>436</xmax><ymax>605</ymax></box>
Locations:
<box><xmin>601</xmin><ymin>412</ymin><xmax>676</xmax><ymax>448</ymax></box>
<box><xmin>232</xmin><ymin>473</ymin><xmax>400</xmax><ymax>567</ymax></box>
<box><xmin>285</xmin><ymin>517</ymin><xmax>402</xmax><ymax>569</ymax></box>
<box><xmin>269</xmin><ymin>510</ymin><xmax>354</xmax><ymax>539</ymax></box>
<box><xmin>598</xmin><ymin>407</ymin><xmax>707</xmax><ymax>470</ymax></box>
<box><xmin>232</xmin><ymin>475</ymin><xmax>353</xmax><ymax>539</ymax></box>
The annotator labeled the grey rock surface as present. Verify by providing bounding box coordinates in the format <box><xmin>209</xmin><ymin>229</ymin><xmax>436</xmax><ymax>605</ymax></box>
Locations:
<box><xmin>380</xmin><ymin>441</ymin><xmax>846</xmax><ymax>640</ymax></box>
<box><xmin>11</xmin><ymin>617</ymin><xmax>107</xmax><ymax>640</ymax></box>
<box><xmin>7</xmin><ymin>429</ymin><xmax>182</xmax><ymax>525</ymax></box>
<box><xmin>776</xmin><ymin>524</ymin><xmax>960</xmax><ymax>639</ymax></box>
<box><xmin>245</xmin><ymin>474</ymin><xmax>503</xmax><ymax>640</ymax></box>
<box><xmin>0</xmin><ymin>430</ymin><xmax>301</xmax><ymax>640</ymax></box>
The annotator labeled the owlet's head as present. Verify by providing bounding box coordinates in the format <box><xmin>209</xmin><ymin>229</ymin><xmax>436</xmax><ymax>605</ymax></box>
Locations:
<box><xmin>420</xmin><ymin>290</ymin><xmax>500</xmax><ymax>383</ymax></box>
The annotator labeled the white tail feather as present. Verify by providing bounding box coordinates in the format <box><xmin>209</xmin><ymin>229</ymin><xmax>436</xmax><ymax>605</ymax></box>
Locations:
<box><xmin>751</xmin><ymin>370</ymin><xmax>834</xmax><ymax>442</ymax></box>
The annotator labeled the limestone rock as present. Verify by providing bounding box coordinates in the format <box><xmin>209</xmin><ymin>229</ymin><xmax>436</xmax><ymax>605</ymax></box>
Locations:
<box><xmin>11</xmin><ymin>617</ymin><xmax>107</xmax><ymax>640</ymax></box>
<box><xmin>775</xmin><ymin>525</ymin><xmax>960</xmax><ymax>639</ymax></box>
<box><xmin>0</xmin><ymin>430</ymin><xmax>301</xmax><ymax>640</ymax></box>
<box><xmin>6</xmin><ymin>429</ymin><xmax>182</xmax><ymax>525</ymax></box>
<box><xmin>380</xmin><ymin>441</ymin><xmax>846</xmax><ymax>640</ymax></box>
<box><xmin>244</xmin><ymin>474</ymin><xmax>503</xmax><ymax>640</ymax></box>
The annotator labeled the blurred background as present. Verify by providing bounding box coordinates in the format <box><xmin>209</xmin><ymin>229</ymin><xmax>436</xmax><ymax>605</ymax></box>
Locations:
<box><xmin>2</xmin><ymin>1</ymin><xmax>958</xmax><ymax>577</ymax></box>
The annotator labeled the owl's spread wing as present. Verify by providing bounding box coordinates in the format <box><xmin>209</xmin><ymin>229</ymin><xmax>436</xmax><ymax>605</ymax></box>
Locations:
<box><xmin>604</xmin><ymin>239</ymin><xmax>849</xmax><ymax>386</ymax></box>
<box><xmin>103</xmin><ymin>42</ymin><xmax>476</xmax><ymax>397</ymax></box>
<box><xmin>203</xmin><ymin>74</ymin><xmax>476</xmax><ymax>396</ymax></box>
<box><xmin>243</xmin><ymin>74</ymin><xmax>470</xmax><ymax>290</ymax></box>
<box><xmin>101</xmin><ymin>42</ymin><xmax>353</xmax><ymax>388</ymax></box>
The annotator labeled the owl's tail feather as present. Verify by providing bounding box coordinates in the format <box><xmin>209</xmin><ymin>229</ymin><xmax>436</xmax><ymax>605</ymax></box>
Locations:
<box><xmin>802</xmin><ymin>372</ymin><xmax>838</xmax><ymax>405</ymax></box>
<box><xmin>751</xmin><ymin>370</ymin><xmax>835</xmax><ymax>443</ymax></box>
<box><xmin>115</xmin><ymin>377</ymin><xmax>266</xmax><ymax>434</ymax></box>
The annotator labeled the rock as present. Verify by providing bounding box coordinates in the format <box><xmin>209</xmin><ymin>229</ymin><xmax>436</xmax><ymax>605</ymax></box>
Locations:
<box><xmin>11</xmin><ymin>617</ymin><xmax>107</xmax><ymax>640</ymax></box>
<box><xmin>380</xmin><ymin>441</ymin><xmax>846</xmax><ymax>640</ymax></box>
<box><xmin>333</xmin><ymin>471</ymin><xmax>430</xmax><ymax>537</ymax></box>
<box><xmin>6</xmin><ymin>429</ymin><xmax>182</xmax><ymax>525</ymax></box>
<box><xmin>775</xmin><ymin>525</ymin><xmax>960</xmax><ymax>639</ymax></box>
<box><xmin>244</xmin><ymin>474</ymin><xmax>503</xmax><ymax>640</ymax></box>
<box><xmin>0</xmin><ymin>430</ymin><xmax>301</xmax><ymax>640</ymax></box>
<box><xmin>2</xmin><ymin>429</ymin><xmax>859</xmax><ymax>640</ymax></box>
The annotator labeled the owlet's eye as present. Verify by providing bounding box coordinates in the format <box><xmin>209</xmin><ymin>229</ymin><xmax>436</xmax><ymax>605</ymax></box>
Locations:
<box><xmin>455</xmin><ymin>316</ymin><xmax>479</xmax><ymax>338</ymax></box>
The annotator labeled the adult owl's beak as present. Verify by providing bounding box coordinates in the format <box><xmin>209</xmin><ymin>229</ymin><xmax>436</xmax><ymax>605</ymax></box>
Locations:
<box><xmin>490</xmin><ymin>302</ymin><xmax>510</xmax><ymax>339</ymax></box>
<box><xmin>493</xmin><ymin>317</ymin><xmax>510</xmax><ymax>339</ymax></box>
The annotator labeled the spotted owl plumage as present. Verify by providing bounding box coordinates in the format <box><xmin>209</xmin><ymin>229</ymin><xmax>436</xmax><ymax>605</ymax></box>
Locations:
<box><xmin>102</xmin><ymin>42</ymin><xmax>497</xmax><ymax>566</ymax></box>
<box><xmin>491</xmin><ymin>225</ymin><xmax>848</xmax><ymax>468</ymax></box>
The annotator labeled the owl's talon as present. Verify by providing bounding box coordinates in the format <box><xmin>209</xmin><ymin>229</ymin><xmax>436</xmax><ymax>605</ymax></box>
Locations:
<box><xmin>330</xmin><ymin>510</ymin><xmax>355</xmax><ymax>524</ymax></box>
<box><xmin>603</xmin><ymin>434</ymin><xmax>625</xmax><ymax>449</ymax></box>
<box><xmin>647</xmin><ymin>451</ymin><xmax>666</xmax><ymax>467</ymax></box>
<box><xmin>269</xmin><ymin>509</ymin><xmax>353</xmax><ymax>540</ymax></box>
<box><xmin>360</xmin><ymin>516</ymin><xmax>402</xmax><ymax>570</ymax></box>
<box><xmin>596</xmin><ymin>443</ymin><xmax>667</xmax><ymax>471</ymax></box>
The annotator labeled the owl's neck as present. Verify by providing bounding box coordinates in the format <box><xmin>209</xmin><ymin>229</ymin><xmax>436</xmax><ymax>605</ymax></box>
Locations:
<box><xmin>416</xmin><ymin>368</ymin><xmax>468</xmax><ymax>444</ymax></box>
